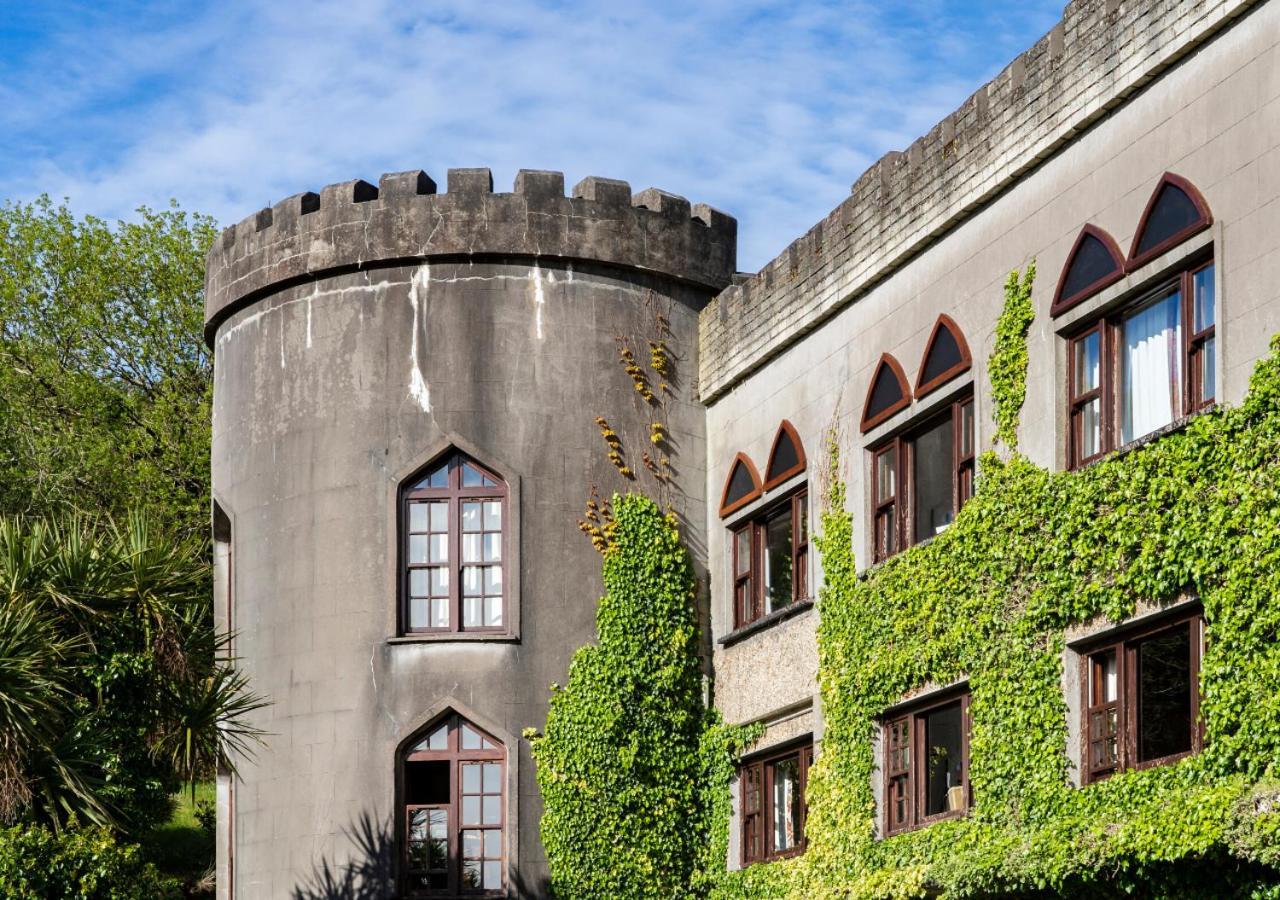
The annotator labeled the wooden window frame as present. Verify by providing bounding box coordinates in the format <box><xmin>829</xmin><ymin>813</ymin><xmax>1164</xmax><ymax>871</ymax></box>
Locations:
<box><xmin>870</xmin><ymin>393</ymin><xmax>975</xmax><ymax>563</ymax></box>
<box><xmin>402</xmin><ymin>714</ymin><xmax>506</xmax><ymax>897</ymax></box>
<box><xmin>1078</xmin><ymin>608</ymin><xmax>1204</xmax><ymax>785</ymax></box>
<box><xmin>1126</xmin><ymin>172</ymin><xmax>1213</xmax><ymax>272</ymax></box>
<box><xmin>1050</xmin><ymin>224</ymin><xmax>1128</xmax><ymax>317</ymax></box>
<box><xmin>914</xmin><ymin>314</ymin><xmax>973</xmax><ymax>399</ymax></box>
<box><xmin>1066</xmin><ymin>258</ymin><xmax>1216</xmax><ymax>469</ymax></box>
<box><xmin>860</xmin><ymin>353</ymin><xmax>912</xmax><ymax>434</ymax></box>
<box><xmin>882</xmin><ymin>687</ymin><xmax>972</xmax><ymax>837</ymax></box>
<box><xmin>720</xmin><ymin>452</ymin><xmax>764</xmax><ymax>518</ymax></box>
<box><xmin>764</xmin><ymin>420</ymin><xmax>807</xmax><ymax>490</ymax></box>
<box><xmin>731</xmin><ymin>488</ymin><xmax>810</xmax><ymax>630</ymax></box>
<box><xmin>402</xmin><ymin>453</ymin><xmax>508</xmax><ymax>635</ymax></box>
<box><xmin>740</xmin><ymin>741</ymin><xmax>814</xmax><ymax>866</ymax></box>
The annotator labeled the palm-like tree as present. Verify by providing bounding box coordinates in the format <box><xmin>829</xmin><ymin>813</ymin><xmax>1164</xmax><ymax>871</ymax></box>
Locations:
<box><xmin>0</xmin><ymin>512</ymin><xmax>266</xmax><ymax>830</ymax></box>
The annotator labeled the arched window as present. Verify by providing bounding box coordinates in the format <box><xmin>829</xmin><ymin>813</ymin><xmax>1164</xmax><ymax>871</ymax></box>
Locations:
<box><xmin>402</xmin><ymin>712</ymin><xmax>505</xmax><ymax>895</ymax></box>
<box><xmin>719</xmin><ymin>452</ymin><xmax>763</xmax><ymax>518</ymax></box>
<box><xmin>1128</xmin><ymin>173</ymin><xmax>1212</xmax><ymax>270</ymax></box>
<box><xmin>914</xmin><ymin>315</ymin><xmax>972</xmax><ymax>399</ymax></box>
<box><xmin>860</xmin><ymin>354</ymin><xmax>911</xmax><ymax>433</ymax></box>
<box><xmin>402</xmin><ymin>450</ymin><xmax>507</xmax><ymax>634</ymax></box>
<box><xmin>764</xmin><ymin>420</ymin><xmax>806</xmax><ymax>490</ymax></box>
<box><xmin>1050</xmin><ymin>224</ymin><xmax>1126</xmax><ymax>316</ymax></box>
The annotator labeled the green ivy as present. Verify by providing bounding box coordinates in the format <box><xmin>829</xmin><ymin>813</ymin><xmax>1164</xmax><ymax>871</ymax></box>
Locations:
<box><xmin>710</xmin><ymin>326</ymin><xmax>1280</xmax><ymax>897</ymax></box>
<box><xmin>989</xmin><ymin>264</ymin><xmax>1036</xmax><ymax>450</ymax></box>
<box><xmin>530</xmin><ymin>494</ymin><xmax>756</xmax><ymax>899</ymax></box>
<box><xmin>0</xmin><ymin>821</ymin><xmax>181</xmax><ymax>899</ymax></box>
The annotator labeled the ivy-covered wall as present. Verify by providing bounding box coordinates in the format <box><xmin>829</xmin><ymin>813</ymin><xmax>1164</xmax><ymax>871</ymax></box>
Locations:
<box><xmin>712</xmin><ymin>303</ymin><xmax>1280</xmax><ymax>896</ymax></box>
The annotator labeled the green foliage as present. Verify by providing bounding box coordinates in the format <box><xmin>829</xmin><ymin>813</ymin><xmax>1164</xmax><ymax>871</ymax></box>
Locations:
<box><xmin>712</xmin><ymin>332</ymin><xmax>1280</xmax><ymax>897</ymax></box>
<box><xmin>0</xmin><ymin>197</ymin><xmax>215</xmax><ymax>539</ymax></box>
<box><xmin>989</xmin><ymin>264</ymin><xmax>1036</xmax><ymax>450</ymax></box>
<box><xmin>0</xmin><ymin>513</ymin><xmax>264</xmax><ymax>832</ymax></box>
<box><xmin>0</xmin><ymin>821</ymin><xmax>181</xmax><ymax>899</ymax></box>
<box><xmin>531</xmin><ymin>494</ymin><xmax>755</xmax><ymax>898</ymax></box>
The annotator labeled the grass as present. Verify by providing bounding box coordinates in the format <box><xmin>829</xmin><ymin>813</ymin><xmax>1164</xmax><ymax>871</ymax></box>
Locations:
<box><xmin>139</xmin><ymin>781</ymin><xmax>216</xmax><ymax>896</ymax></box>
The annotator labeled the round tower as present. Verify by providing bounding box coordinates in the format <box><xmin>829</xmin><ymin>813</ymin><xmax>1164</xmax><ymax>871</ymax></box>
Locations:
<box><xmin>205</xmin><ymin>167</ymin><xmax>736</xmax><ymax>899</ymax></box>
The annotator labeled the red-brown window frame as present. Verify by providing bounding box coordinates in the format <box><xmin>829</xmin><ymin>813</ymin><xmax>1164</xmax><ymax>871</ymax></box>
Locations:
<box><xmin>1126</xmin><ymin>172</ymin><xmax>1213</xmax><ymax>272</ymax></box>
<box><xmin>882</xmin><ymin>687</ymin><xmax>972</xmax><ymax>837</ymax></box>
<box><xmin>740</xmin><ymin>741</ymin><xmax>814</xmax><ymax>866</ymax></box>
<box><xmin>1079</xmin><ymin>607</ymin><xmax>1204</xmax><ymax>785</ymax></box>
<box><xmin>1050</xmin><ymin>224</ymin><xmax>1127</xmax><ymax>318</ymax></box>
<box><xmin>860</xmin><ymin>353</ymin><xmax>913</xmax><ymax>434</ymax></box>
<box><xmin>719</xmin><ymin>452</ymin><xmax>764</xmax><ymax>518</ymax></box>
<box><xmin>401</xmin><ymin>453</ymin><xmax>508</xmax><ymax>635</ymax></box>
<box><xmin>764</xmin><ymin>420</ymin><xmax>807</xmax><ymax>490</ymax></box>
<box><xmin>870</xmin><ymin>393</ymin><xmax>975</xmax><ymax>564</ymax></box>
<box><xmin>731</xmin><ymin>489</ymin><xmax>809</xmax><ymax>630</ymax></box>
<box><xmin>1066</xmin><ymin>258</ymin><xmax>1216</xmax><ymax>469</ymax></box>
<box><xmin>914</xmin><ymin>314</ymin><xmax>973</xmax><ymax>399</ymax></box>
<box><xmin>402</xmin><ymin>714</ymin><xmax>506</xmax><ymax>897</ymax></box>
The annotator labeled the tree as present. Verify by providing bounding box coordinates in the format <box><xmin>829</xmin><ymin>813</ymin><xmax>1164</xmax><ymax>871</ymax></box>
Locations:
<box><xmin>0</xmin><ymin>197</ymin><xmax>215</xmax><ymax>539</ymax></box>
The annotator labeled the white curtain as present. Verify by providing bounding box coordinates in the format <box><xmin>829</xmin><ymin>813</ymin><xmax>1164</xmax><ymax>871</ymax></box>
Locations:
<box><xmin>1122</xmin><ymin>293</ymin><xmax>1182</xmax><ymax>444</ymax></box>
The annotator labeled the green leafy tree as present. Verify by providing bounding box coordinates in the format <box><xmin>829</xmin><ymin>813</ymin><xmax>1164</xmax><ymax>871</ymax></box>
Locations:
<box><xmin>530</xmin><ymin>494</ymin><xmax>752</xmax><ymax>899</ymax></box>
<box><xmin>0</xmin><ymin>197</ymin><xmax>215</xmax><ymax>539</ymax></box>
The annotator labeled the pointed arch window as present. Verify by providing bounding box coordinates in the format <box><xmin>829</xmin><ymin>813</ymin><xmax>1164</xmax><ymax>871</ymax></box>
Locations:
<box><xmin>719</xmin><ymin>453</ymin><xmax>763</xmax><ymax>518</ymax></box>
<box><xmin>860</xmin><ymin>354</ymin><xmax>912</xmax><ymax>433</ymax></box>
<box><xmin>914</xmin><ymin>315</ymin><xmax>972</xmax><ymax>399</ymax></box>
<box><xmin>1051</xmin><ymin>225</ymin><xmax>1126</xmax><ymax>317</ymax></box>
<box><xmin>1128</xmin><ymin>173</ymin><xmax>1212</xmax><ymax>270</ymax></box>
<box><xmin>401</xmin><ymin>451</ymin><xmax>507</xmax><ymax>634</ymax></box>
<box><xmin>764</xmin><ymin>420</ymin><xmax>807</xmax><ymax>490</ymax></box>
<box><xmin>402</xmin><ymin>712</ymin><xmax>505</xmax><ymax>895</ymax></box>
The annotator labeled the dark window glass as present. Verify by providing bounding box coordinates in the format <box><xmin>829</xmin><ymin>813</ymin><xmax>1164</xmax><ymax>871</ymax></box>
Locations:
<box><xmin>919</xmin><ymin>324</ymin><xmax>963</xmax><ymax>387</ymax></box>
<box><xmin>767</xmin><ymin>431</ymin><xmax>800</xmax><ymax>484</ymax></box>
<box><xmin>913</xmin><ymin>416</ymin><xmax>954</xmax><ymax>543</ymax></box>
<box><xmin>923</xmin><ymin>702</ymin><xmax>966</xmax><ymax>817</ymax></box>
<box><xmin>405</xmin><ymin>761</ymin><xmax>450</xmax><ymax>805</ymax></box>
<box><xmin>1061</xmin><ymin>232</ymin><xmax>1122</xmax><ymax>302</ymax></box>
<box><xmin>739</xmin><ymin>743</ymin><xmax>811</xmax><ymax>865</ymax></box>
<box><xmin>764</xmin><ymin>505</ymin><xmax>794</xmax><ymax>615</ymax></box>
<box><xmin>866</xmin><ymin>360</ymin><xmax>907</xmax><ymax>420</ymax></box>
<box><xmin>1135</xmin><ymin>183</ymin><xmax>1201</xmax><ymax>258</ymax></box>
<box><xmin>724</xmin><ymin>460</ymin><xmax>758</xmax><ymax>509</ymax></box>
<box><xmin>1137</xmin><ymin>626</ymin><xmax>1193</xmax><ymax>762</ymax></box>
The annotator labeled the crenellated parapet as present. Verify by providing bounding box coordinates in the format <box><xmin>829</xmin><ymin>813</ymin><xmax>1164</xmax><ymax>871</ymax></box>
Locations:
<box><xmin>204</xmin><ymin>168</ymin><xmax>737</xmax><ymax>344</ymax></box>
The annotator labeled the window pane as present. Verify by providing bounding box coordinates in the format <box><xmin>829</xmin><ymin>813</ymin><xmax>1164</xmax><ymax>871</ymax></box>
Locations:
<box><xmin>1200</xmin><ymin>337</ymin><xmax>1216</xmax><ymax>402</ymax></box>
<box><xmin>462</xmin><ymin>764</ymin><xmax>481</xmax><ymax>793</ymax></box>
<box><xmin>409</xmin><ymin>535</ymin><xmax>429</xmax><ymax>565</ymax></box>
<box><xmin>461</xmin><ymin>463</ymin><xmax>486</xmax><ymax>487</ymax></box>
<box><xmin>462</xmin><ymin>828</ymin><xmax>482</xmax><ymax>858</ymax></box>
<box><xmin>484</xmin><ymin>501</ymin><xmax>502</xmax><ymax>530</ymax></box>
<box><xmin>484</xmin><ymin>596</ymin><xmax>502</xmax><ymax>627</ymax></box>
<box><xmin>408</xmin><ymin>599</ymin><xmax>430</xmax><ymax>629</ymax></box>
<box><xmin>959</xmin><ymin>401</ymin><xmax>974</xmax><ymax>458</ymax></box>
<box><xmin>1137</xmin><ymin>625</ymin><xmax>1193</xmax><ymax>762</ymax></box>
<box><xmin>464</xmin><ymin>597</ymin><xmax>483</xmax><ymax>627</ymax></box>
<box><xmin>430</xmin><ymin>568</ymin><xmax>448</xmax><ymax>597</ymax></box>
<box><xmin>483</xmin><ymin>533</ymin><xmax>502</xmax><ymax>562</ymax></box>
<box><xmin>462</xmin><ymin>502</ymin><xmax>482</xmax><ymax>532</ymax></box>
<box><xmin>913</xmin><ymin>416</ymin><xmax>955</xmax><ymax>542</ymax></box>
<box><xmin>736</xmin><ymin>582</ymin><xmax>753</xmax><ymax>625</ymax></box>
<box><xmin>1091</xmin><ymin>650</ymin><xmax>1118</xmax><ymax>705</ymax></box>
<box><xmin>1121</xmin><ymin>289</ymin><xmax>1183</xmax><ymax>444</ymax></box>
<box><xmin>460</xmin><ymin>725</ymin><xmax>481</xmax><ymax>749</ymax></box>
<box><xmin>770</xmin><ymin>756</ymin><xmax>803</xmax><ymax>852</ymax></box>
<box><xmin>483</xmin><ymin>795</ymin><xmax>501</xmax><ymax>825</ymax></box>
<box><xmin>463</xmin><ymin>566</ymin><xmax>482</xmax><ymax>597</ymax></box>
<box><xmin>1194</xmin><ymin>264</ymin><xmax>1215</xmax><ymax>332</ymax></box>
<box><xmin>409</xmin><ymin>503</ymin><xmax>429</xmax><ymax>532</ymax></box>
<box><xmin>876</xmin><ymin>448</ymin><xmax>896</xmax><ymax>503</ymax></box>
<box><xmin>876</xmin><ymin>509</ymin><xmax>896</xmax><ymax>559</ymax></box>
<box><xmin>484</xmin><ymin>566</ymin><xmax>502</xmax><ymax>595</ymax></box>
<box><xmin>484</xmin><ymin>762</ymin><xmax>502</xmax><ymax>793</ymax></box>
<box><xmin>462</xmin><ymin>796</ymin><xmax>481</xmax><ymax>824</ymax></box>
<box><xmin>923</xmin><ymin>702</ymin><xmax>965</xmax><ymax>816</ymax></box>
<box><xmin>764</xmin><ymin>506</ymin><xmax>794</xmax><ymax>614</ymax></box>
<box><xmin>1075</xmin><ymin>331</ymin><xmax>1101</xmax><ymax>393</ymax></box>
<box><xmin>409</xmin><ymin>569</ymin><xmax>429</xmax><ymax>598</ymax></box>
<box><xmin>797</xmin><ymin>497</ymin><xmax>808</xmax><ymax>543</ymax></box>
<box><xmin>414</xmin><ymin>724</ymin><xmax>448</xmax><ymax>752</ymax></box>
<box><xmin>429</xmin><ymin>534</ymin><xmax>447</xmax><ymax>564</ymax></box>
<box><xmin>429</xmin><ymin>501</ymin><xmax>447</xmax><ymax>532</ymax></box>
<box><xmin>430</xmin><ymin>598</ymin><xmax>449</xmax><ymax>629</ymax></box>
<box><xmin>735</xmin><ymin>527</ymin><xmax>751</xmax><ymax>577</ymax></box>
<box><xmin>484</xmin><ymin>829</ymin><xmax>501</xmax><ymax>857</ymax></box>
<box><xmin>483</xmin><ymin>861</ymin><xmax>502</xmax><ymax>889</ymax></box>
<box><xmin>463</xmin><ymin>860</ymin><xmax>482</xmax><ymax>887</ymax></box>
<box><xmin>463</xmin><ymin>534</ymin><xmax>482</xmax><ymax>563</ymax></box>
<box><xmin>1078</xmin><ymin>398</ymin><xmax>1102</xmax><ymax>460</ymax></box>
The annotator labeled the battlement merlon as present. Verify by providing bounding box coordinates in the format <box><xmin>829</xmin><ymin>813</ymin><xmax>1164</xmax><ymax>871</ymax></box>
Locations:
<box><xmin>203</xmin><ymin>167</ymin><xmax>738</xmax><ymax>345</ymax></box>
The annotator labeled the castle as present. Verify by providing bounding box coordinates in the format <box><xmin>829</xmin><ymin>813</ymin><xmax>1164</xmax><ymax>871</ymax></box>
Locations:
<box><xmin>204</xmin><ymin>0</ymin><xmax>1280</xmax><ymax>895</ymax></box>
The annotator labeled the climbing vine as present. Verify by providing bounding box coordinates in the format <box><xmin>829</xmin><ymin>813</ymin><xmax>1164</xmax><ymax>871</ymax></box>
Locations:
<box><xmin>710</xmin><ymin>328</ymin><xmax>1280</xmax><ymax>897</ymax></box>
<box><xmin>989</xmin><ymin>263</ymin><xmax>1036</xmax><ymax>450</ymax></box>
<box><xmin>530</xmin><ymin>494</ymin><xmax>756</xmax><ymax>899</ymax></box>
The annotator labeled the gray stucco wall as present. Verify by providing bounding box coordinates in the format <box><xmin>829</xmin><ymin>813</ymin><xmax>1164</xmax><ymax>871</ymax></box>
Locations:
<box><xmin>211</xmin><ymin>256</ymin><xmax>715</xmax><ymax>898</ymax></box>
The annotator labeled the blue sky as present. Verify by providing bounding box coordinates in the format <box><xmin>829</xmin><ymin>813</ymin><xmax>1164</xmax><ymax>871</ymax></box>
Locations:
<box><xmin>0</xmin><ymin>1</ymin><xmax>1062</xmax><ymax>270</ymax></box>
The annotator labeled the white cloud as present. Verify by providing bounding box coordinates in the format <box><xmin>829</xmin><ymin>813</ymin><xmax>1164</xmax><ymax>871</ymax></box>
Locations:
<box><xmin>0</xmin><ymin>0</ymin><xmax>1061</xmax><ymax>269</ymax></box>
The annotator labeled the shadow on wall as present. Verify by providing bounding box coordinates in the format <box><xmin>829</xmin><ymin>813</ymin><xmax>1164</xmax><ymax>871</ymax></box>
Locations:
<box><xmin>289</xmin><ymin>811</ymin><xmax>551</xmax><ymax>899</ymax></box>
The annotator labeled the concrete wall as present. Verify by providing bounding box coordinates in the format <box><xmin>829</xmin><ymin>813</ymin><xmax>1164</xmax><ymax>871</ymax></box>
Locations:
<box><xmin>704</xmin><ymin>0</ymin><xmax>1280</xmax><ymax>853</ymax></box>
<box><xmin>210</xmin><ymin>247</ymin><xmax>719</xmax><ymax>896</ymax></box>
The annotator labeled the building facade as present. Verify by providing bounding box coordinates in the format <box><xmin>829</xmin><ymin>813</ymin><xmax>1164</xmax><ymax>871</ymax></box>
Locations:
<box><xmin>205</xmin><ymin>0</ymin><xmax>1280</xmax><ymax>895</ymax></box>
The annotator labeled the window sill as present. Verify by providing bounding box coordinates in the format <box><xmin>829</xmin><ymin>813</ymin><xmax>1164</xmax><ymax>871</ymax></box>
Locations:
<box><xmin>718</xmin><ymin>599</ymin><xmax>815</xmax><ymax>648</ymax></box>
<box><xmin>1074</xmin><ymin>404</ymin><xmax>1217</xmax><ymax>472</ymax></box>
<box><xmin>387</xmin><ymin>633</ymin><xmax>521</xmax><ymax>645</ymax></box>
